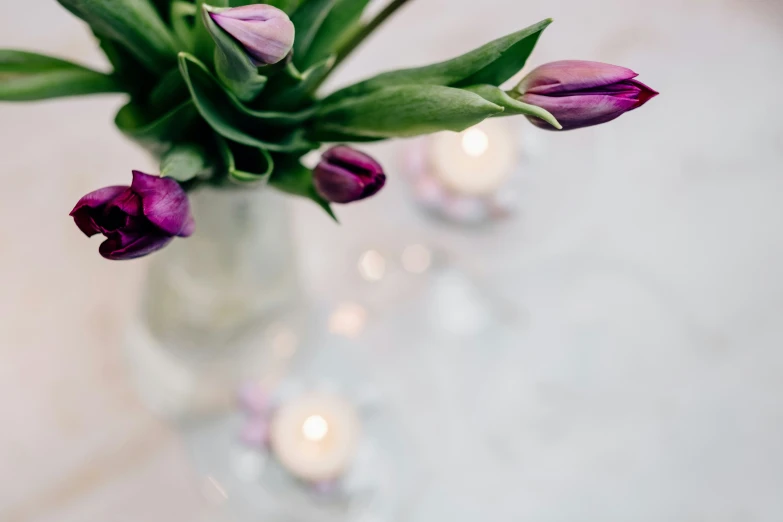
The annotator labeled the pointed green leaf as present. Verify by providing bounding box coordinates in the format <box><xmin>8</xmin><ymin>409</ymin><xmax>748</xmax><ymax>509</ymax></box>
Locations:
<box><xmin>314</xmin><ymin>84</ymin><xmax>504</xmax><ymax>139</ymax></box>
<box><xmin>305</xmin><ymin>129</ymin><xmax>384</xmax><ymax>144</ymax></box>
<box><xmin>217</xmin><ymin>137</ymin><xmax>274</xmax><ymax>184</ymax></box>
<box><xmin>269</xmin><ymin>156</ymin><xmax>336</xmax><ymax>221</ymax></box>
<box><xmin>150</xmin><ymin>0</ymin><xmax>172</xmax><ymax>20</ymax></box>
<box><xmin>454</xmin><ymin>20</ymin><xmax>551</xmax><ymax>87</ymax></box>
<box><xmin>56</xmin><ymin>0</ymin><xmax>178</xmax><ymax>74</ymax></box>
<box><xmin>0</xmin><ymin>50</ymin><xmax>121</xmax><ymax>101</ymax></box>
<box><xmin>192</xmin><ymin>0</ymin><xmax>229</xmax><ymax>66</ymax></box>
<box><xmin>148</xmin><ymin>68</ymin><xmax>190</xmax><ymax>113</ymax></box>
<box><xmin>265</xmin><ymin>56</ymin><xmax>334</xmax><ymax>111</ymax></box>
<box><xmin>290</xmin><ymin>0</ymin><xmax>337</xmax><ymax>67</ymax></box>
<box><xmin>464</xmin><ymin>84</ymin><xmax>561</xmax><ymax>129</ymax></box>
<box><xmin>325</xmin><ymin>19</ymin><xmax>552</xmax><ymax>103</ymax></box>
<box><xmin>115</xmin><ymin>100</ymin><xmax>200</xmax><ymax>155</ymax></box>
<box><xmin>182</xmin><ymin>52</ymin><xmax>314</xmax><ymax>124</ymax></box>
<box><xmin>298</xmin><ymin>0</ymin><xmax>371</xmax><ymax>70</ymax></box>
<box><xmin>202</xmin><ymin>3</ymin><xmax>268</xmax><ymax>101</ymax></box>
<box><xmin>178</xmin><ymin>52</ymin><xmax>318</xmax><ymax>152</ymax></box>
<box><xmin>161</xmin><ymin>143</ymin><xmax>210</xmax><ymax>182</ymax></box>
<box><xmin>97</xmin><ymin>34</ymin><xmax>159</xmax><ymax>99</ymax></box>
<box><xmin>97</xmin><ymin>33</ymin><xmax>149</xmax><ymax>81</ymax></box>
<box><xmin>171</xmin><ymin>1</ymin><xmax>198</xmax><ymax>51</ymax></box>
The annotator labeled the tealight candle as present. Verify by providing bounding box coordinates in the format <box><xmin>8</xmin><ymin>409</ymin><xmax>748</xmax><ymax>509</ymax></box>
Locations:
<box><xmin>269</xmin><ymin>392</ymin><xmax>361</xmax><ymax>482</ymax></box>
<box><xmin>429</xmin><ymin>118</ymin><xmax>518</xmax><ymax>196</ymax></box>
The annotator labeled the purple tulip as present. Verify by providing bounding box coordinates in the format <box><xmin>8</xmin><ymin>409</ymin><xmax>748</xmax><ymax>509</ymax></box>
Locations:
<box><xmin>70</xmin><ymin>171</ymin><xmax>194</xmax><ymax>261</ymax></box>
<box><xmin>513</xmin><ymin>60</ymin><xmax>658</xmax><ymax>130</ymax></box>
<box><xmin>313</xmin><ymin>146</ymin><xmax>386</xmax><ymax>204</ymax></box>
<box><xmin>210</xmin><ymin>4</ymin><xmax>295</xmax><ymax>65</ymax></box>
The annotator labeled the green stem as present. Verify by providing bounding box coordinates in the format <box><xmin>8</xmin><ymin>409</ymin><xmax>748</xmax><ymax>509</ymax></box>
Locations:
<box><xmin>312</xmin><ymin>0</ymin><xmax>413</xmax><ymax>92</ymax></box>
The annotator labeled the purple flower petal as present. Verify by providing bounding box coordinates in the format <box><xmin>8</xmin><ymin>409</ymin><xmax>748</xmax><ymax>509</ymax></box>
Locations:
<box><xmin>521</xmin><ymin>92</ymin><xmax>639</xmax><ymax>130</ymax></box>
<box><xmin>519</xmin><ymin>60</ymin><xmax>638</xmax><ymax>95</ymax></box>
<box><xmin>211</xmin><ymin>5</ymin><xmax>295</xmax><ymax>65</ymax></box>
<box><xmin>211</xmin><ymin>4</ymin><xmax>285</xmax><ymax>21</ymax></box>
<box><xmin>627</xmin><ymin>79</ymin><xmax>659</xmax><ymax>110</ymax></box>
<box><xmin>514</xmin><ymin>60</ymin><xmax>659</xmax><ymax>131</ymax></box>
<box><xmin>98</xmin><ymin>190</ymin><xmax>144</xmax><ymax>233</ymax></box>
<box><xmin>99</xmin><ymin>231</ymin><xmax>173</xmax><ymax>261</ymax></box>
<box><xmin>178</xmin><ymin>213</ymin><xmax>195</xmax><ymax>238</ymax></box>
<box><xmin>322</xmin><ymin>146</ymin><xmax>383</xmax><ymax>176</ymax></box>
<box><xmin>105</xmin><ymin>188</ymin><xmax>142</xmax><ymax>216</ymax></box>
<box><xmin>130</xmin><ymin>171</ymin><xmax>193</xmax><ymax>236</ymax></box>
<box><xmin>70</xmin><ymin>185</ymin><xmax>128</xmax><ymax>237</ymax></box>
<box><xmin>314</xmin><ymin>146</ymin><xmax>386</xmax><ymax>204</ymax></box>
<box><xmin>313</xmin><ymin>163</ymin><xmax>365</xmax><ymax>204</ymax></box>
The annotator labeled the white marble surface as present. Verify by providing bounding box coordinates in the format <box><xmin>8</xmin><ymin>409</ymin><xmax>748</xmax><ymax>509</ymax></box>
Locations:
<box><xmin>2</xmin><ymin>0</ymin><xmax>783</xmax><ymax>520</ymax></box>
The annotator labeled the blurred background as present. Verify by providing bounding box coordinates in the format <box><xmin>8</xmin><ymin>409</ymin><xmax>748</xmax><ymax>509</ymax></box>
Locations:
<box><xmin>2</xmin><ymin>0</ymin><xmax>783</xmax><ymax>520</ymax></box>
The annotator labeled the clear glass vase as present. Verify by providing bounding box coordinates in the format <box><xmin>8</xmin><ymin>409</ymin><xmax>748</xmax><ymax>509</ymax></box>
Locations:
<box><xmin>125</xmin><ymin>186</ymin><xmax>304</xmax><ymax>420</ymax></box>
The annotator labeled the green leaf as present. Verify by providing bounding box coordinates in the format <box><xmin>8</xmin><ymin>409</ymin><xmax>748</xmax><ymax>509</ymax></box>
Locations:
<box><xmin>217</xmin><ymin>137</ymin><xmax>274</xmax><ymax>184</ymax></box>
<box><xmin>202</xmin><ymin>3</ymin><xmax>267</xmax><ymax>101</ymax></box>
<box><xmin>313</xmin><ymin>84</ymin><xmax>503</xmax><ymax>139</ymax></box>
<box><xmin>281</xmin><ymin>61</ymin><xmax>304</xmax><ymax>82</ymax></box>
<box><xmin>150</xmin><ymin>0</ymin><xmax>174</xmax><ymax>22</ymax></box>
<box><xmin>161</xmin><ymin>143</ymin><xmax>210</xmax><ymax>182</ymax></box>
<box><xmin>192</xmin><ymin>0</ymin><xmax>229</xmax><ymax>66</ymax></box>
<box><xmin>325</xmin><ymin>19</ymin><xmax>552</xmax><ymax>103</ymax></box>
<box><xmin>178</xmin><ymin>52</ymin><xmax>318</xmax><ymax>152</ymax></box>
<box><xmin>305</xmin><ymin>129</ymin><xmax>384</xmax><ymax>144</ymax></box>
<box><xmin>290</xmin><ymin>0</ymin><xmax>337</xmax><ymax>67</ymax></box>
<box><xmin>0</xmin><ymin>50</ymin><xmax>121</xmax><ymax>101</ymax></box>
<box><xmin>56</xmin><ymin>0</ymin><xmax>178</xmax><ymax>74</ymax></box>
<box><xmin>298</xmin><ymin>0</ymin><xmax>371</xmax><ymax>70</ymax></box>
<box><xmin>171</xmin><ymin>1</ymin><xmax>198</xmax><ymax>51</ymax></box>
<box><xmin>97</xmin><ymin>34</ymin><xmax>159</xmax><ymax>99</ymax></box>
<box><xmin>464</xmin><ymin>84</ymin><xmax>561</xmax><ymax>129</ymax></box>
<box><xmin>115</xmin><ymin>100</ymin><xmax>200</xmax><ymax>155</ymax></box>
<box><xmin>148</xmin><ymin>68</ymin><xmax>190</xmax><ymax>112</ymax></box>
<box><xmin>269</xmin><ymin>156</ymin><xmax>336</xmax><ymax>220</ymax></box>
<box><xmin>454</xmin><ymin>20</ymin><xmax>551</xmax><ymax>87</ymax></box>
<box><xmin>231</xmin><ymin>0</ymin><xmax>301</xmax><ymax>13</ymax></box>
<box><xmin>265</xmin><ymin>56</ymin><xmax>334</xmax><ymax>111</ymax></box>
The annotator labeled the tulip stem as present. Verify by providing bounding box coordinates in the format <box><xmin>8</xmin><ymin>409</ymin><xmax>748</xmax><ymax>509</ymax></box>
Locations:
<box><xmin>312</xmin><ymin>0</ymin><xmax>414</xmax><ymax>92</ymax></box>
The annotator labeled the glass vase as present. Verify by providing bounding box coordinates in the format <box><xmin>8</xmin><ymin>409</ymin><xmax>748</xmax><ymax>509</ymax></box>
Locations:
<box><xmin>124</xmin><ymin>186</ymin><xmax>305</xmax><ymax>420</ymax></box>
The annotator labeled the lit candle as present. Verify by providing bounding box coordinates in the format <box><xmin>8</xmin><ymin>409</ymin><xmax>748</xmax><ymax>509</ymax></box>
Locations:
<box><xmin>428</xmin><ymin>118</ymin><xmax>517</xmax><ymax>196</ymax></box>
<box><xmin>269</xmin><ymin>393</ymin><xmax>361</xmax><ymax>482</ymax></box>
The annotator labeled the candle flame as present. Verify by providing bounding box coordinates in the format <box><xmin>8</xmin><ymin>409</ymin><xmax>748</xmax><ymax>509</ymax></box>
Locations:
<box><xmin>461</xmin><ymin>128</ymin><xmax>489</xmax><ymax>157</ymax></box>
<box><xmin>302</xmin><ymin>415</ymin><xmax>329</xmax><ymax>442</ymax></box>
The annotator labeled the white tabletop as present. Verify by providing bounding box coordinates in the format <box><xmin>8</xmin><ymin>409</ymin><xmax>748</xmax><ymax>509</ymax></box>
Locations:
<box><xmin>1</xmin><ymin>0</ymin><xmax>782</xmax><ymax>520</ymax></box>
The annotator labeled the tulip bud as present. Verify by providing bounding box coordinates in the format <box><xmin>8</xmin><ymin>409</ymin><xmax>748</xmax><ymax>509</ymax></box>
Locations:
<box><xmin>313</xmin><ymin>146</ymin><xmax>386</xmax><ymax>204</ymax></box>
<box><xmin>209</xmin><ymin>4</ymin><xmax>295</xmax><ymax>66</ymax></box>
<box><xmin>70</xmin><ymin>171</ymin><xmax>194</xmax><ymax>260</ymax></box>
<box><xmin>512</xmin><ymin>60</ymin><xmax>658</xmax><ymax>130</ymax></box>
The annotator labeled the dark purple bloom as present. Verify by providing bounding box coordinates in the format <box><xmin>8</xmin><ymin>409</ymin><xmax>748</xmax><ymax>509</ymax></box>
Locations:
<box><xmin>210</xmin><ymin>4</ymin><xmax>295</xmax><ymax>65</ymax></box>
<box><xmin>70</xmin><ymin>171</ymin><xmax>194</xmax><ymax>260</ymax></box>
<box><xmin>513</xmin><ymin>60</ymin><xmax>658</xmax><ymax>130</ymax></box>
<box><xmin>313</xmin><ymin>146</ymin><xmax>386</xmax><ymax>204</ymax></box>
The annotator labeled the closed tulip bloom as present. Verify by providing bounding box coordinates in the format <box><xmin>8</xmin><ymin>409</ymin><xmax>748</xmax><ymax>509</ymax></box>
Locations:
<box><xmin>210</xmin><ymin>4</ymin><xmax>295</xmax><ymax>65</ymax></box>
<box><xmin>70</xmin><ymin>171</ymin><xmax>194</xmax><ymax>260</ymax></box>
<box><xmin>513</xmin><ymin>60</ymin><xmax>658</xmax><ymax>130</ymax></box>
<box><xmin>314</xmin><ymin>146</ymin><xmax>386</xmax><ymax>204</ymax></box>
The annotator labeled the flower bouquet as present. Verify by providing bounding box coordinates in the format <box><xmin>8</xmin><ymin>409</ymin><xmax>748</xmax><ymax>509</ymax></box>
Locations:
<box><xmin>0</xmin><ymin>0</ymin><xmax>656</xmax><ymax>261</ymax></box>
